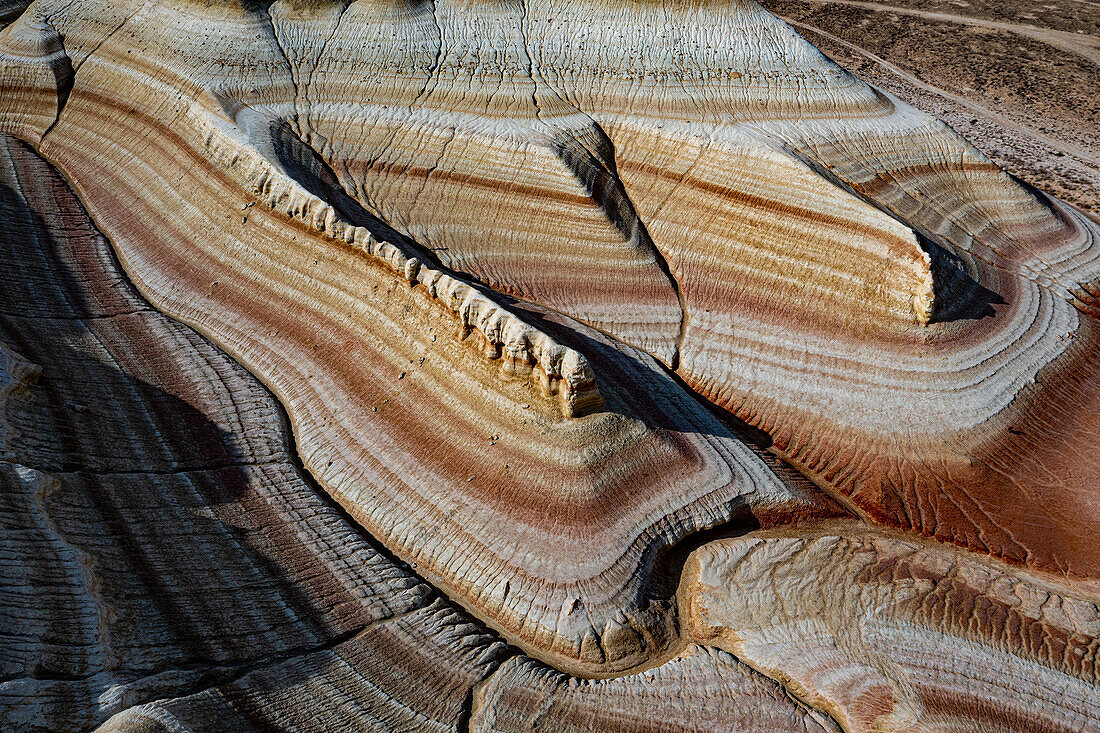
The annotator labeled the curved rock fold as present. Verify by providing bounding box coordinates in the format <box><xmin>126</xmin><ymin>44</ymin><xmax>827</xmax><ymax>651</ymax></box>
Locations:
<box><xmin>1</xmin><ymin>0</ymin><xmax>1098</xmax><ymax>729</ymax></box>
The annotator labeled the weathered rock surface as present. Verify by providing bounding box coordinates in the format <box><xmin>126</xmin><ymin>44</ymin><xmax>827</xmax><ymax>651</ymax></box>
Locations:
<box><xmin>0</xmin><ymin>0</ymin><xmax>1098</xmax><ymax>729</ymax></box>
<box><xmin>0</xmin><ymin>128</ymin><xmax>833</xmax><ymax>733</ymax></box>
<box><xmin>0</xmin><ymin>132</ymin><xmax>428</xmax><ymax>730</ymax></box>
<box><xmin>472</xmin><ymin>645</ymin><xmax>840</xmax><ymax>733</ymax></box>
<box><xmin>2</xmin><ymin>0</ymin><xmax>1096</xmax><ymax>592</ymax></box>
<box><xmin>685</xmin><ymin>524</ymin><xmax>1100</xmax><ymax>732</ymax></box>
<box><xmin>0</xmin><ymin>0</ymin><xmax>853</xmax><ymax>677</ymax></box>
<box><xmin>98</xmin><ymin>602</ymin><xmax>513</xmax><ymax>733</ymax></box>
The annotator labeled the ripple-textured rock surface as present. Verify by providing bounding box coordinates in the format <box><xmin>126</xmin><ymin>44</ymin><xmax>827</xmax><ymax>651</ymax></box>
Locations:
<box><xmin>5</xmin><ymin>0</ymin><xmax>1093</xmax><ymax>588</ymax></box>
<box><xmin>0</xmin><ymin>0</ymin><xmax>850</xmax><ymax>677</ymax></box>
<box><xmin>685</xmin><ymin>524</ymin><xmax>1100</xmax><ymax>732</ymax></box>
<box><xmin>471</xmin><ymin>646</ymin><xmax>840</xmax><ymax>733</ymax></box>
<box><xmin>0</xmin><ymin>128</ymin><xmax>831</xmax><ymax>733</ymax></box>
<box><xmin>0</xmin><ymin>132</ymin><xmax>430</xmax><ymax>730</ymax></box>
<box><xmin>761</xmin><ymin>0</ymin><xmax>1100</xmax><ymax>217</ymax></box>
<box><xmin>0</xmin><ymin>0</ymin><xmax>1098</xmax><ymax>729</ymax></box>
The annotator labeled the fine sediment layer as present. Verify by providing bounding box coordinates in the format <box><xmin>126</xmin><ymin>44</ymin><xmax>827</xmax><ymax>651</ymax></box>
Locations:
<box><xmin>0</xmin><ymin>131</ymin><xmax>840</xmax><ymax>731</ymax></box>
<box><xmin>1</xmin><ymin>0</ymin><xmax>1098</xmax><ymax>728</ymax></box>
<box><xmin>0</xmin><ymin>0</ymin><xmax>842</xmax><ymax>675</ymax></box>
<box><xmin>685</xmin><ymin>524</ymin><xmax>1100</xmax><ymax>732</ymax></box>
<box><xmin>4</xmin><ymin>0</ymin><xmax>1091</xmax><ymax>587</ymax></box>
<box><xmin>0</xmin><ymin>132</ymin><xmax>431</xmax><ymax>731</ymax></box>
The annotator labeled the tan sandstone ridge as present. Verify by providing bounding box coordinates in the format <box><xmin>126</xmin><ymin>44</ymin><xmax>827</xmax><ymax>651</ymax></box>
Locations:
<box><xmin>0</xmin><ymin>0</ymin><xmax>1097</xmax><ymax>730</ymax></box>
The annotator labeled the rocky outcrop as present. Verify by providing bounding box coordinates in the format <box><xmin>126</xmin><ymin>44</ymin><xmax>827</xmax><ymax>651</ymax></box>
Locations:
<box><xmin>685</xmin><ymin>524</ymin><xmax>1100</xmax><ymax>732</ymax></box>
<box><xmin>1</xmin><ymin>0</ymin><xmax>1097</xmax><ymax>729</ymax></box>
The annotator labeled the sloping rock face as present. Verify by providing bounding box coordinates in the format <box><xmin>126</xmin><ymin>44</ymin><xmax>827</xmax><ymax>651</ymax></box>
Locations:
<box><xmin>0</xmin><ymin>0</ymin><xmax>1097</xmax><ymax>730</ymax></box>
<box><xmin>685</xmin><ymin>524</ymin><xmax>1100</xmax><ymax>733</ymax></box>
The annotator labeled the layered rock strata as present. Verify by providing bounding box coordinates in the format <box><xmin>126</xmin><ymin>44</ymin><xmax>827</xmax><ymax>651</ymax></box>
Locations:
<box><xmin>0</xmin><ymin>0</ymin><xmax>1098</xmax><ymax>729</ymax></box>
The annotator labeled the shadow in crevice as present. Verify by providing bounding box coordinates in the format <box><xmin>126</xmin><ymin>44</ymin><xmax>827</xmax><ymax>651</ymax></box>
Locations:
<box><xmin>43</xmin><ymin>19</ymin><xmax>74</xmax><ymax>134</ymax></box>
<box><xmin>262</xmin><ymin>122</ymin><xmax>841</xmax><ymax>469</ymax></box>
<box><xmin>784</xmin><ymin>146</ymin><xmax>1008</xmax><ymax>324</ymax></box>
<box><xmin>551</xmin><ymin>129</ymin><xmax>687</xmax><ymax>364</ymax></box>
<box><xmin>650</xmin><ymin>507</ymin><xmax>762</xmax><ymax>614</ymax></box>
<box><xmin>266</xmin><ymin>118</ymin><xmax>854</xmax><ymax>530</ymax></box>
<box><xmin>923</xmin><ymin>234</ymin><xmax>1006</xmax><ymax>322</ymax></box>
<box><xmin>499</xmin><ymin>294</ymin><xmax>848</xmax><ymax>512</ymax></box>
<box><xmin>499</xmin><ymin>295</ymin><xmax>732</xmax><ymax>438</ymax></box>
<box><xmin>550</xmin><ymin>130</ymin><xmax>634</xmax><ymax>241</ymax></box>
<box><xmin>268</xmin><ymin>119</ymin><xmax>445</xmax><ymax>268</ymax></box>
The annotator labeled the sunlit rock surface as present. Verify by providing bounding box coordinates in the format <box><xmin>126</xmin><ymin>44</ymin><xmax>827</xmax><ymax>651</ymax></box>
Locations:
<box><xmin>0</xmin><ymin>0</ymin><xmax>1097</xmax><ymax>729</ymax></box>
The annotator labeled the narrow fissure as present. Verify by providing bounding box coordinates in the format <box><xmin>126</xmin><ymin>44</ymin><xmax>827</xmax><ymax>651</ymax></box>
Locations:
<box><xmin>550</xmin><ymin>128</ymin><xmax>688</xmax><ymax>370</ymax></box>
<box><xmin>37</xmin><ymin>15</ymin><xmax>73</xmax><ymax>142</ymax></box>
<box><xmin>457</xmin><ymin>651</ymin><xmax>520</xmax><ymax>733</ymax></box>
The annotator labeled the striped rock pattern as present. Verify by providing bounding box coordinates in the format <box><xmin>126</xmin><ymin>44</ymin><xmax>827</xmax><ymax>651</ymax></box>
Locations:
<box><xmin>0</xmin><ymin>132</ymin><xmax>835</xmax><ymax>731</ymax></box>
<box><xmin>0</xmin><ymin>132</ymin><xmax>430</xmax><ymax>729</ymax></box>
<box><xmin>471</xmin><ymin>645</ymin><xmax>840</xmax><ymax>733</ymax></box>
<box><xmin>98</xmin><ymin>601</ymin><xmax>514</xmax><ymax>733</ymax></box>
<box><xmin>0</xmin><ymin>0</ymin><xmax>845</xmax><ymax>676</ymax></box>
<box><xmin>2</xmin><ymin>0</ymin><xmax>1094</xmax><ymax>589</ymax></box>
<box><xmin>760</xmin><ymin>0</ymin><xmax>1100</xmax><ymax>217</ymax></box>
<box><xmin>98</xmin><ymin>620</ymin><xmax>840</xmax><ymax>733</ymax></box>
<box><xmin>0</xmin><ymin>0</ymin><xmax>1098</xmax><ymax>730</ymax></box>
<box><xmin>685</xmin><ymin>524</ymin><xmax>1100</xmax><ymax>732</ymax></box>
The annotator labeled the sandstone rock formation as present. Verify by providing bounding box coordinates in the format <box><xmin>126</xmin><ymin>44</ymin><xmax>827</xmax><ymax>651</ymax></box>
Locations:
<box><xmin>685</xmin><ymin>525</ymin><xmax>1100</xmax><ymax>732</ymax></box>
<box><xmin>0</xmin><ymin>0</ymin><xmax>1097</xmax><ymax>730</ymax></box>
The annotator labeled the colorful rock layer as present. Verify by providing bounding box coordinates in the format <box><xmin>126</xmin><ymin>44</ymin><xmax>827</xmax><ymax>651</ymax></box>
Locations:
<box><xmin>1</xmin><ymin>0</ymin><xmax>1097</xmax><ymax>729</ymax></box>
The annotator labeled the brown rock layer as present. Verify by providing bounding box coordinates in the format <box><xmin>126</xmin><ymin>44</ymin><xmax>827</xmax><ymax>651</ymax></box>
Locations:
<box><xmin>0</xmin><ymin>133</ymin><xmax>428</xmax><ymax>730</ymax></box>
<box><xmin>0</xmin><ymin>0</ymin><xmax>846</xmax><ymax>675</ymax></box>
<box><xmin>685</xmin><ymin>524</ymin><xmax>1100</xmax><ymax>732</ymax></box>
<box><xmin>0</xmin><ymin>0</ymin><xmax>1098</xmax><ymax>729</ymax></box>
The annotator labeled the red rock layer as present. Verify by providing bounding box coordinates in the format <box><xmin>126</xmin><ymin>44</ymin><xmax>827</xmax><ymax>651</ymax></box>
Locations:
<box><xmin>0</xmin><ymin>129</ymin><xmax>839</xmax><ymax>733</ymax></box>
<box><xmin>1</xmin><ymin>0</ymin><xmax>1098</xmax><ymax>725</ymax></box>
<box><xmin>0</xmin><ymin>0</ymin><xmax>847</xmax><ymax>676</ymax></box>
